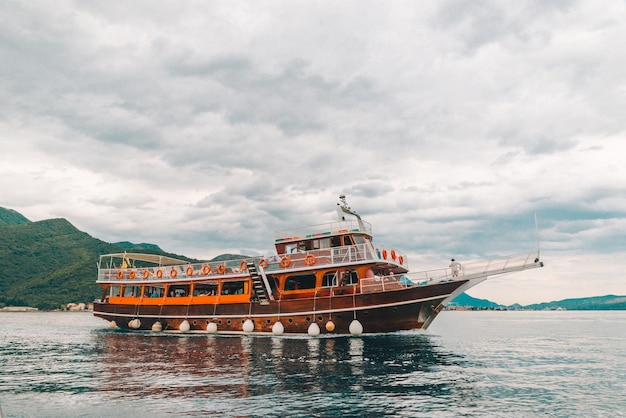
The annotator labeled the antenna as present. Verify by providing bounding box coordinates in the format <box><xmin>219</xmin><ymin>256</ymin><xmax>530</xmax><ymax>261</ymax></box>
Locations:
<box><xmin>534</xmin><ymin>212</ymin><xmax>541</xmax><ymax>257</ymax></box>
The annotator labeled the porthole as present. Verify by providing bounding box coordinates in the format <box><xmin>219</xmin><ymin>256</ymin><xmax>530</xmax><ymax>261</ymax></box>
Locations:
<box><xmin>193</xmin><ymin>320</ymin><xmax>198</xmax><ymax>325</ymax></box>
<box><xmin>317</xmin><ymin>316</ymin><xmax>323</xmax><ymax>321</ymax></box>
<box><xmin>266</xmin><ymin>319</ymin><xmax>271</xmax><ymax>324</ymax></box>
<box><xmin>227</xmin><ymin>320</ymin><xmax>231</xmax><ymax>325</ymax></box>
<box><xmin>306</xmin><ymin>317</ymin><xmax>311</xmax><ymax>322</ymax></box>
<box><xmin>288</xmin><ymin>318</ymin><xmax>293</xmax><ymax>323</ymax></box>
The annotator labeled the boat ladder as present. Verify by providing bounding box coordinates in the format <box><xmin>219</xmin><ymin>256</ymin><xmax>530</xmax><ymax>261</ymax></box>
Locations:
<box><xmin>247</xmin><ymin>261</ymin><xmax>272</xmax><ymax>305</ymax></box>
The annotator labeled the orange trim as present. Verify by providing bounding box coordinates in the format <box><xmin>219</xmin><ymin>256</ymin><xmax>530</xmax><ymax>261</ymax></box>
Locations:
<box><xmin>280</xmin><ymin>256</ymin><xmax>291</xmax><ymax>268</ymax></box>
<box><xmin>217</xmin><ymin>264</ymin><xmax>226</xmax><ymax>274</ymax></box>
<box><xmin>117</xmin><ymin>270</ymin><xmax>124</xmax><ymax>279</ymax></box>
<box><xmin>186</xmin><ymin>266</ymin><xmax>194</xmax><ymax>276</ymax></box>
<box><xmin>142</xmin><ymin>269</ymin><xmax>151</xmax><ymax>279</ymax></box>
<box><xmin>259</xmin><ymin>259</ymin><xmax>269</xmax><ymax>269</ymax></box>
<box><xmin>170</xmin><ymin>269</ymin><xmax>178</xmax><ymax>278</ymax></box>
<box><xmin>239</xmin><ymin>260</ymin><xmax>248</xmax><ymax>271</ymax></box>
<box><xmin>156</xmin><ymin>269</ymin><xmax>163</xmax><ymax>279</ymax></box>
<box><xmin>202</xmin><ymin>264</ymin><xmax>211</xmax><ymax>275</ymax></box>
<box><xmin>304</xmin><ymin>254</ymin><xmax>316</xmax><ymax>266</ymax></box>
<box><xmin>129</xmin><ymin>270</ymin><xmax>136</xmax><ymax>279</ymax></box>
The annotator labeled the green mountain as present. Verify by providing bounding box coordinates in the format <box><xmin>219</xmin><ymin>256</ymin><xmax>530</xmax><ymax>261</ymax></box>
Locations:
<box><xmin>449</xmin><ymin>293</ymin><xmax>626</xmax><ymax>310</ymax></box>
<box><xmin>522</xmin><ymin>295</ymin><xmax>626</xmax><ymax>310</ymax></box>
<box><xmin>449</xmin><ymin>292</ymin><xmax>502</xmax><ymax>309</ymax></box>
<box><xmin>115</xmin><ymin>241</ymin><xmax>163</xmax><ymax>251</ymax></box>
<box><xmin>0</xmin><ymin>211</ymin><xmax>198</xmax><ymax>310</ymax></box>
<box><xmin>0</xmin><ymin>207</ymin><xmax>31</xmax><ymax>225</ymax></box>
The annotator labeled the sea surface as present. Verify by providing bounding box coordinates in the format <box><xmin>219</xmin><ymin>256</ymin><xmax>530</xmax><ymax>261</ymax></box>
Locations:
<box><xmin>0</xmin><ymin>310</ymin><xmax>625</xmax><ymax>417</ymax></box>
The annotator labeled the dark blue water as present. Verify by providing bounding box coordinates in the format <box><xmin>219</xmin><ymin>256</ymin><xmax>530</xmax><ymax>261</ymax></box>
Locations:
<box><xmin>1</xmin><ymin>311</ymin><xmax>624</xmax><ymax>417</ymax></box>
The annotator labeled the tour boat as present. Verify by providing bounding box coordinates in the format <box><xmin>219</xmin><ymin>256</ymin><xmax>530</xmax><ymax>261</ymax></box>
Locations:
<box><xmin>93</xmin><ymin>197</ymin><xmax>544</xmax><ymax>335</ymax></box>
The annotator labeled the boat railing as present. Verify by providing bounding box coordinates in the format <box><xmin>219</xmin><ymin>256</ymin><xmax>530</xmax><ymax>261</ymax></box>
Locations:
<box><xmin>263</xmin><ymin>242</ymin><xmax>407</xmax><ymax>272</ymax></box>
<box><xmin>361</xmin><ymin>251</ymin><xmax>542</xmax><ymax>294</ymax></box>
<box><xmin>403</xmin><ymin>251</ymin><xmax>542</xmax><ymax>285</ymax></box>
<box><xmin>274</xmin><ymin>219</ymin><xmax>372</xmax><ymax>242</ymax></box>
<box><xmin>99</xmin><ymin>241</ymin><xmax>409</xmax><ymax>282</ymax></box>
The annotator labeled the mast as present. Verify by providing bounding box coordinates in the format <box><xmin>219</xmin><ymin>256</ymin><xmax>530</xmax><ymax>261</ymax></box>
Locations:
<box><xmin>337</xmin><ymin>195</ymin><xmax>366</xmax><ymax>232</ymax></box>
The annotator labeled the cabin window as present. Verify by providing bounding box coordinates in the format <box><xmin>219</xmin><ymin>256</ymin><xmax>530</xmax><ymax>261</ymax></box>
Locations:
<box><xmin>108</xmin><ymin>285</ymin><xmax>121</xmax><ymax>297</ymax></box>
<box><xmin>194</xmin><ymin>282</ymin><xmax>218</xmax><ymax>296</ymax></box>
<box><xmin>353</xmin><ymin>235</ymin><xmax>365</xmax><ymax>244</ymax></box>
<box><xmin>122</xmin><ymin>285</ymin><xmax>142</xmax><ymax>297</ymax></box>
<box><xmin>168</xmin><ymin>284</ymin><xmax>190</xmax><ymax>297</ymax></box>
<box><xmin>331</xmin><ymin>236</ymin><xmax>341</xmax><ymax>247</ymax></box>
<box><xmin>222</xmin><ymin>281</ymin><xmax>245</xmax><ymax>295</ymax></box>
<box><xmin>340</xmin><ymin>270</ymin><xmax>359</xmax><ymax>286</ymax></box>
<box><xmin>144</xmin><ymin>285</ymin><xmax>164</xmax><ymax>298</ymax></box>
<box><xmin>342</xmin><ymin>236</ymin><xmax>353</xmax><ymax>246</ymax></box>
<box><xmin>284</xmin><ymin>274</ymin><xmax>317</xmax><ymax>291</ymax></box>
<box><xmin>315</xmin><ymin>238</ymin><xmax>330</xmax><ymax>249</ymax></box>
<box><xmin>322</xmin><ymin>272</ymin><xmax>338</xmax><ymax>287</ymax></box>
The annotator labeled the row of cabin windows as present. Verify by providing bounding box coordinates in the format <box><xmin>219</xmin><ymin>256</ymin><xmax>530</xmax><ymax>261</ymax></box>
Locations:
<box><xmin>283</xmin><ymin>234</ymin><xmax>368</xmax><ymax>253</ymax></box>
<box><xmin>281</xmin><ymin>270</ymin><xmax>359</xmax><ymax>291</ymax></box>
<box><xmin>108</xmin><ymin>281</ymin><xmax>244</xmax><ymax>298</ymax></box>
<box><xmin>108</xmin><ymin>270</ymin><xmax>361</xmax><ymax>298</ymax></box>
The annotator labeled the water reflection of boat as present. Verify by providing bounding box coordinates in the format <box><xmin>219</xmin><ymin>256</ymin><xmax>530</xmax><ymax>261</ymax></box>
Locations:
<box><xmin>93</xmin><ymin>196</ymin><xmax>543</xmax><ymax>335</ymax></box>
<box><xmin>96</xmin><ymin>331</ymin><xmax>463</xmax><ymax>404</ymax></box>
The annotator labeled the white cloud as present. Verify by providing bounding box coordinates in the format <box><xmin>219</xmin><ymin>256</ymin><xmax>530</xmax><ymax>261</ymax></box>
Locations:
<box><xmin>1</xmin><ymin>0</ymin><xmax>625</xmax><ymax>304</ymax></box>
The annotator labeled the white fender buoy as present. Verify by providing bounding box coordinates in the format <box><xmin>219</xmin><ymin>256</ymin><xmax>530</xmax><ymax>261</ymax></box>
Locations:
<box><xmin>128</xmin><ymin>318</ymin><xmax>141</xmax><ymax>329</ymax></box>
<box><xmin>308</xmin><ymin>322</ymin><xmax>321</xmax><ymax>336</ymax></box>
<box><xmin>349</xmin><ymin>319</ymin><xmax>363</xmax><ymax>335</ymax></box>
<box><xmin>242</xmin><ymin>319</ymin><xmax>254</xmax><ymax>333</ymax></box>
<box><xmin>206</xmin><ymin>322</ymin><xmax>218</xmax><ymax>333</ymax></box>
<box><xmin>151</xmin><ymin>321</ymin><xmax>162</xmax><ymax>332</ymax></box>
<box><xmin>179</xmin><ymin>320</ymin><xmax>190</xmax><ymax>332</ymax></box>
<box><xmin>325</xmin><ymin>320</ymin><xmax>335</xmax><ymax>332</ymax></box>
<box><xmin>109</xmin><ymin>320</ymin><xmax>117</xmax><ymax>329</ymax></box>
<box><xmin>272</xmin><ymin>321</ymin><xmax>284</xmax><ymax>335</ymax></box>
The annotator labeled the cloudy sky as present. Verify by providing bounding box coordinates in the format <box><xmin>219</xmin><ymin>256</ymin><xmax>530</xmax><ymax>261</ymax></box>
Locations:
<box><xmin>2</xmin><ymin>1</ymin><xmax>625</xmax><ymax>305</ymax></box>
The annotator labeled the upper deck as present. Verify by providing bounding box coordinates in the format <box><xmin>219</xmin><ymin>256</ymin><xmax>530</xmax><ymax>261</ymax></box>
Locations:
<box><xmin>274</xmin><ymin>219</ymin><xmax>372</xmax><ymax>243</ymax></box>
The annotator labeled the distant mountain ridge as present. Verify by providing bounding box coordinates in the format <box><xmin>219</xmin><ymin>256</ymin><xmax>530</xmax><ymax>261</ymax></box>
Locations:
<box><xmin>451</xmin><ymin>293</ymin><xmax>626</xmax><ymax>310</ymax></box>
<box><xmin>115</xmin><ymin>241</ymin><xmax>163</xmax><ymax>251</ymax></box>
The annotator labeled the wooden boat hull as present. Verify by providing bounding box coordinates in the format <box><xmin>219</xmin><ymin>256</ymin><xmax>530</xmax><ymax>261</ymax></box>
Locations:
<box><xmin>93</xmin><ymin>280</ymin><xmax>467</xmax><ymax>334</ymax></box>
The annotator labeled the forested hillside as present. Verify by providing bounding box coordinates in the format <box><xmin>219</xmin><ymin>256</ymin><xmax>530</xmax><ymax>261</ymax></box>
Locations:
<box><xmin>0</xmin><ymin>212</ymin><xmax>198</xmax><ymax>310</ymax></box>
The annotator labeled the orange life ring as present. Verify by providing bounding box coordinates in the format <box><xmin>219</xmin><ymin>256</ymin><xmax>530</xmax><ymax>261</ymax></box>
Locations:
<box><xmin>117</xmin><ymin>270</ymin><xmax>124</xmax><ymax>279</ymax></box>
<box><xmin>142</xmin><ymin>269</ymin><xmax>151</xmax><ymax>279</ymax></box>
<box><xmin>391</xmin><ymin>249</ymin><xmax>397</xmax><ymax>261</ymax></box>
<box><xmin>186</xmin><ymin>266</ymin><xmax>194</xmax><ymax>276</ymax></box>
<box><xmin>129</xmin><ymin>270</ymin><xmax>136</xmax><ymax>279</ymax></box>
<box><xmin>398</xmin><ymin>255</ymin><xmax>404</xmax><ymax>265</ymax></box>
<box><xmin>217</xmin><ymin>264</ymin><xmax>226</xmax><ymax>274</ymax></box>
<box><xmin>202</xmin><ymin>264</ymin><xmax>211</xmax><ymax>275</ymax></box>
<box><xmin>382</xmin><ymin>249</ymin><xmax>388</xmax><ymax>260</ymax></box>
<box><xmin>304</xmin><ymin>254</ymin><xmax>316</xmax><ymax>266</ymax></box>
<box><xmin>259</xmin><ymin>259</ymin><xmax>269</xmax><ymax>269</ymax></box>
<box><xmin>280</xmin><ymin>256</ymin><xmax>291</xmax><ymax>268</ymax></box>
<box><xmin>156</xmin><ymin>269</ymin><xmax>163</xmax><ymax>279</ymax></box>
<box><xmin>170</xmin><ymin>269</ymin><xmax>178</xmax><ymax>278</ymax></box>
<box><xmin>240</xmin><ymin>260</ymin><xmax>248</xmax><ymax>271</ymax></box>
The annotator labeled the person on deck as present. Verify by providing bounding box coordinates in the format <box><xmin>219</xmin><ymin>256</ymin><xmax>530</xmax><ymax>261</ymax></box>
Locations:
<box><xmin>449</xmin><ymin>259</ymin><xmax>461</xmax><ymax>277</ymax></box>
